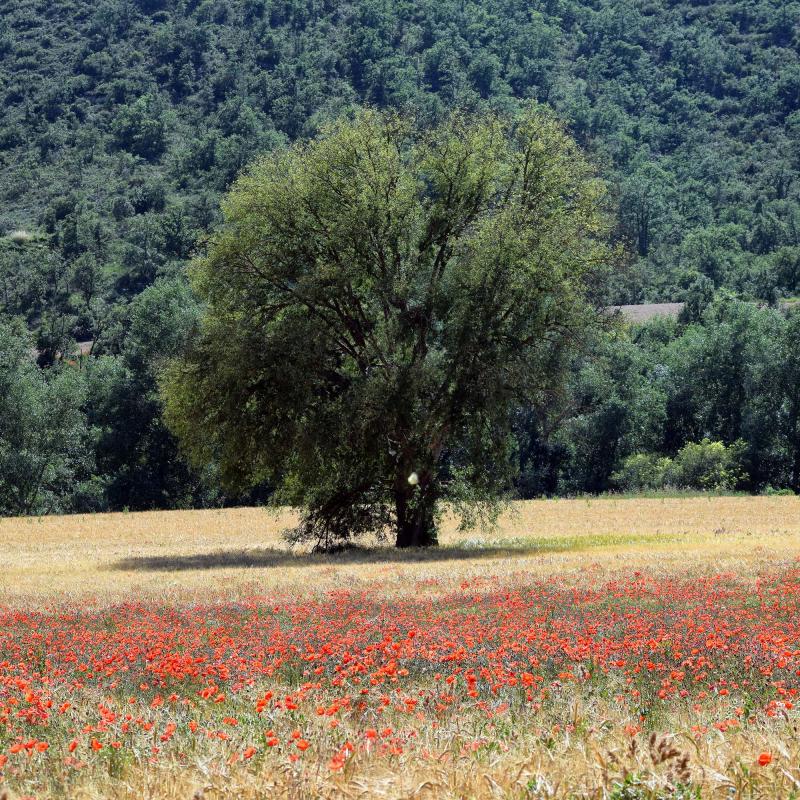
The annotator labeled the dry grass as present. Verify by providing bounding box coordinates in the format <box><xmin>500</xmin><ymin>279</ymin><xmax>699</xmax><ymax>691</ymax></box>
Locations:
<box><xmin>2</xmin><ymin>496</ymin><xmax>798</xmax><ymax>606</ymax></box>
<box><xmin>1</xmin><ymin>496</ymin><xmax>800</xmax><ymax>799</ymax></box>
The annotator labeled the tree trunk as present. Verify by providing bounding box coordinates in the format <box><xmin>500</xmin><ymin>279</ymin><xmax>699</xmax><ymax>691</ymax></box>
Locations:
<box><xmin>394</xmin><ymin>481</ymin><xmax>437</xmax><ymax>548</ymax></box>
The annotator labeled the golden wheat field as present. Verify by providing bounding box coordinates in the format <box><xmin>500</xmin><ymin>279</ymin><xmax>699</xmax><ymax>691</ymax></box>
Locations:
<box><xmin>1</xmin><ymin>496</ymin><xmax>800</xmax><ymax>799</ymax></box>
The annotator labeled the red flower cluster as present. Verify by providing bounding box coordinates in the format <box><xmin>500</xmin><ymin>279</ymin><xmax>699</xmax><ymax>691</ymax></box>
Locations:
<box><xmin>1</xmin><ymin>567</ymin><xmax>798</xmax><ymax>774</ymax></box>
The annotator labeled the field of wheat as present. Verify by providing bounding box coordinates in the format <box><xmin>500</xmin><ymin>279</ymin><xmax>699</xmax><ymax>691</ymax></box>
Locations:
<box><xmin>1</xmin><ymin>496</ymin><xmax>800</xmax><ymax>799</ymax></box>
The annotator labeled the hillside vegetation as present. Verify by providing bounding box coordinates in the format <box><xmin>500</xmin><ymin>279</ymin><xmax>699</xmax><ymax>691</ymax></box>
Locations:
<box><xmin>1</xmin><ymin>0</ymin><xmax>799</xmax><ymax>514</ymax></box>
<box><xmin>2</xmin><ymin>0</ymin><xmax>799</xmax><ymax>309</ymax></box>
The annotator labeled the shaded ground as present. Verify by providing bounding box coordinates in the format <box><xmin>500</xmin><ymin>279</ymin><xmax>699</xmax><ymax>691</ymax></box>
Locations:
<box><xmin>1</xmin><ymin>496</ymin><xmax>798</xmax><ymax>605</ymax></box>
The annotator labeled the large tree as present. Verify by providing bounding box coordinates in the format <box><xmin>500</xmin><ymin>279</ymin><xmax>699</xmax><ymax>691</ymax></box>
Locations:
<box><xmin>163</xmin><ymin>106</ymin><xmax>614</xmax><ymax>548</ymax></box>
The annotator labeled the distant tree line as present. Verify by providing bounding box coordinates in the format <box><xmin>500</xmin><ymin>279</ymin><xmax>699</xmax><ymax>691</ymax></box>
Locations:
<box><xmin>517</xmin><ymin>294</ymin><xmax>800</xmax><ymax>498</ymax></box>
<box><xmin>2</xmin><ymin>276</ymin><xmax>798</xmax><ymax>517</ymax></box>
<box><xmin>1</xmin><ymin>0</ymin><xmax>799</xmax><ymax>319</ymax></box>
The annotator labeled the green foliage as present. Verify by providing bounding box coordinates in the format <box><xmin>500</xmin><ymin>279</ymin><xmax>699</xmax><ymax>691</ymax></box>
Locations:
<box><xmin>613</xmin><ymin>438</ymin><xmax>749</xmax><ymax>493</ymax></box>
<box><xmin>86</xmin><ymin>277</ymin><xmax>218</xmax><ymax>510</ymax></box>
<box><xmin>672</xmin><ymin>439</ymin><xmax>746</xmax><ymax>491</ymax></box>
<box><xmin>111</xmin><ymin>95</ymin><xmax>168</xmax><ymax>160</ymax></box>
<box><xmin>163</xmin><ymin>106</ymin><xmax>613</xmax><ymax>547</ymax></box>
<box><xmin>763</xmin><ymin>485</ymin><xmax>796</xmax><ymax>496</ymax></box>
<box><xmin>0</xmin><ymin>318</ymin><xmax>99</xmax><ymax>515</ymax></box>
<box><xmin>607</xmin><ymin>773</ymin><xmax>701</xmax><ymax>800</ymax></box>
<box><xmin>525</xmin><ymin>294</ymin><xmax>800</xmax><ymax>496</ymax></box>
<box><xmin>611</xmin><ymin>453</ymin><xmax>673</xmax><ymax>492</ymax></box>
<box><xmin>556</xmin><ymin>330</ymin><xmax>668</xmax><ymax>493</ymax></box>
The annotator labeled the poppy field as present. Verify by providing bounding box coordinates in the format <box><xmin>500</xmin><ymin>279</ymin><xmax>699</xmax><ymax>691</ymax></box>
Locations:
<box><xmin>2</xmin><ymin>497</ymin><xmax>800</xmax><ymax>799</ymax></box>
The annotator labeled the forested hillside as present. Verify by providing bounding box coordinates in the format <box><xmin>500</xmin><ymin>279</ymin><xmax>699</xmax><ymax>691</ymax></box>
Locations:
<box><xmin>1</xmin><ymin>0</ymin><xmax>799</xmax><ymax>514</ymax></box>
<box><xmin>3</xmin><ymin>0</ymin><xmax>800</xmax><ymax>312</ymax></box>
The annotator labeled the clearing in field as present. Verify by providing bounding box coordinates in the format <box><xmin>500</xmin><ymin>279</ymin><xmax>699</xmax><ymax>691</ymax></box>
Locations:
<box><xmin>1</xmin><ymin>496</ymin><xmax>800</xmax><ymax>799</ymax></box>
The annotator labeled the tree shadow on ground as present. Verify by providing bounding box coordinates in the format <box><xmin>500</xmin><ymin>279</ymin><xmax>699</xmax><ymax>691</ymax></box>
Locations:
<box><xmin>108</xmin><ymin>541</ymin><xmax>581</xmax><ymax>572</ymax></box>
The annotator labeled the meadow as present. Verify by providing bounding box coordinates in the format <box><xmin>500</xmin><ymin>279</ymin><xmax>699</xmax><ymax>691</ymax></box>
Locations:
<box><xmin>1</xmin><ymin>496</ymin><xmax>800</xmax><ymax>799</ymax></box>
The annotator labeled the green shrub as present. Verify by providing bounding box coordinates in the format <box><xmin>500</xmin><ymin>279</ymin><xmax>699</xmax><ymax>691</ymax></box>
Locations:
<box><xmin>613</xmin><ymin>439</ymin><xmax>747</xmax><ymax>493</ymax></box>
<box><xmin>763</xmin><ymin>485</ymin><xmax>796</xmax><ymax>496</ymax></box>
<box><xmin>611</xmin><ymin>453</ymin><xmax>673</xmax><ymax>491</ymax></box>
<box><xmin>667</xmin><ymin>439</ymin><xmax>746</xmax><ymax>491</ymax></box>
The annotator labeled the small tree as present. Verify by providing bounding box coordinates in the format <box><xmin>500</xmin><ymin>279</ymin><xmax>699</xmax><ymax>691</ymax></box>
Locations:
<box><xmin>163</xmin><ymin>106</ymin><xmax>614</xmax><ymax>548</ymax></box>
<box><xmin>612</xmin><ymin>453</ymin><xmax>672</xmax><ymax>492</ymax></box>
<box><xmin>667</xmin><ymin>439</ymin><xmax>747</xmax><ymax>491</ymax></box>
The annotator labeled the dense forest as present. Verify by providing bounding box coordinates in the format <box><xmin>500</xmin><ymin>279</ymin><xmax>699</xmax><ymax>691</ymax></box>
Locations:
<box><xmin>1</xmin><ymin>0</ymin><xmax>799</xmax><ymax>514</ymax></box>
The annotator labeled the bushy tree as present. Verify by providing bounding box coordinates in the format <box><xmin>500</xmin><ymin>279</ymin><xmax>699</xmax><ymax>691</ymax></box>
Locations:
<box><xmin>111</xmin><ymin>95</ymin><xmax>169</xmax><ymax>160</ymax></box>
<box><xmin>0</xmin><ymin>318</ymin><xmax>98</xmax><ymax>515</ymax></box>
<box><xmin>667</xmin><ymin>438</ymin><xmax>746</xmax><ymax>491</ymax></box>
<box><xmin>163</xmin><ymin>106</ymin><xmax>614</xmax><ymax>548</ymax></box>
<box><xmin>662</xmin><ymin>293</ymin><xmax>787</xmax><ymax>486</ymax></box>
<box><xmin>611</xmin><ymin>452</ymin><xmax>672</xmax><ymax>492</ymax></box>
<box><xmin>612</xmin><ymin>439</ymin><xmax>746</xmax><ymax>492</ymax></box>
<box><xmin>555</xmin><ymin>328</ymin><xmax>668</xmax><ymax>493</ymax></box>
<box><xmin>87</xmin><ymin>277</ymin><xmax>215</xmax><ymax>509</ymax></box>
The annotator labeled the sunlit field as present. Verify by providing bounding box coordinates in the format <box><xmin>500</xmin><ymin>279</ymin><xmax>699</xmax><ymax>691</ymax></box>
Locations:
<box><xmin>2</xmin><ymin>496</ymin><xmax>800</xmax><ymax>799</ymax></box>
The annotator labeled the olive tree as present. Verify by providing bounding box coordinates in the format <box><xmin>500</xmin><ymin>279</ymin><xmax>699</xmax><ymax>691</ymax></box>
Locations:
<box><xmin>163</xmin><ymin>106</ymin><xmax>613</xmax><ymax>548</ymax></box>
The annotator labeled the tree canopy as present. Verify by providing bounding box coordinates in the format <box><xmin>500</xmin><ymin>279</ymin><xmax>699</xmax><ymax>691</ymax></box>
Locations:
<box><xmin>163</xmin><ymin>106</ymin><xmax>613</xmax><ymax>547</ymax></box>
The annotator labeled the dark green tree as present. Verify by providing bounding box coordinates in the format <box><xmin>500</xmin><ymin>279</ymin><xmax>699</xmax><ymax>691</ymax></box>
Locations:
<box><xmin>87</xmin><ymin>277</ymin><xmax>214</xmax><ymax>509</ymax></box>
<box><xmin>780</xmin><ymin>311</ymin><xmax>800</xmax><ymax>490</ymax></box>
<box><xmin>163</xmin><ymin>106</ymin><xmax>613</xmax><ymax>548</ymax></box>
<box><xmin>0</xmin><ymin>318</ymin><xmax>98</xmax><ymax>516</ymax></box>
<box><xmin>556</xmin><ymin>328</ymin><xmax>668</xmax><ymax>493</ymax></box>
<box><xmin>111</xmin><ymin>95</ymin><xmax>168</xmax><ymax>160</ymax></box>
